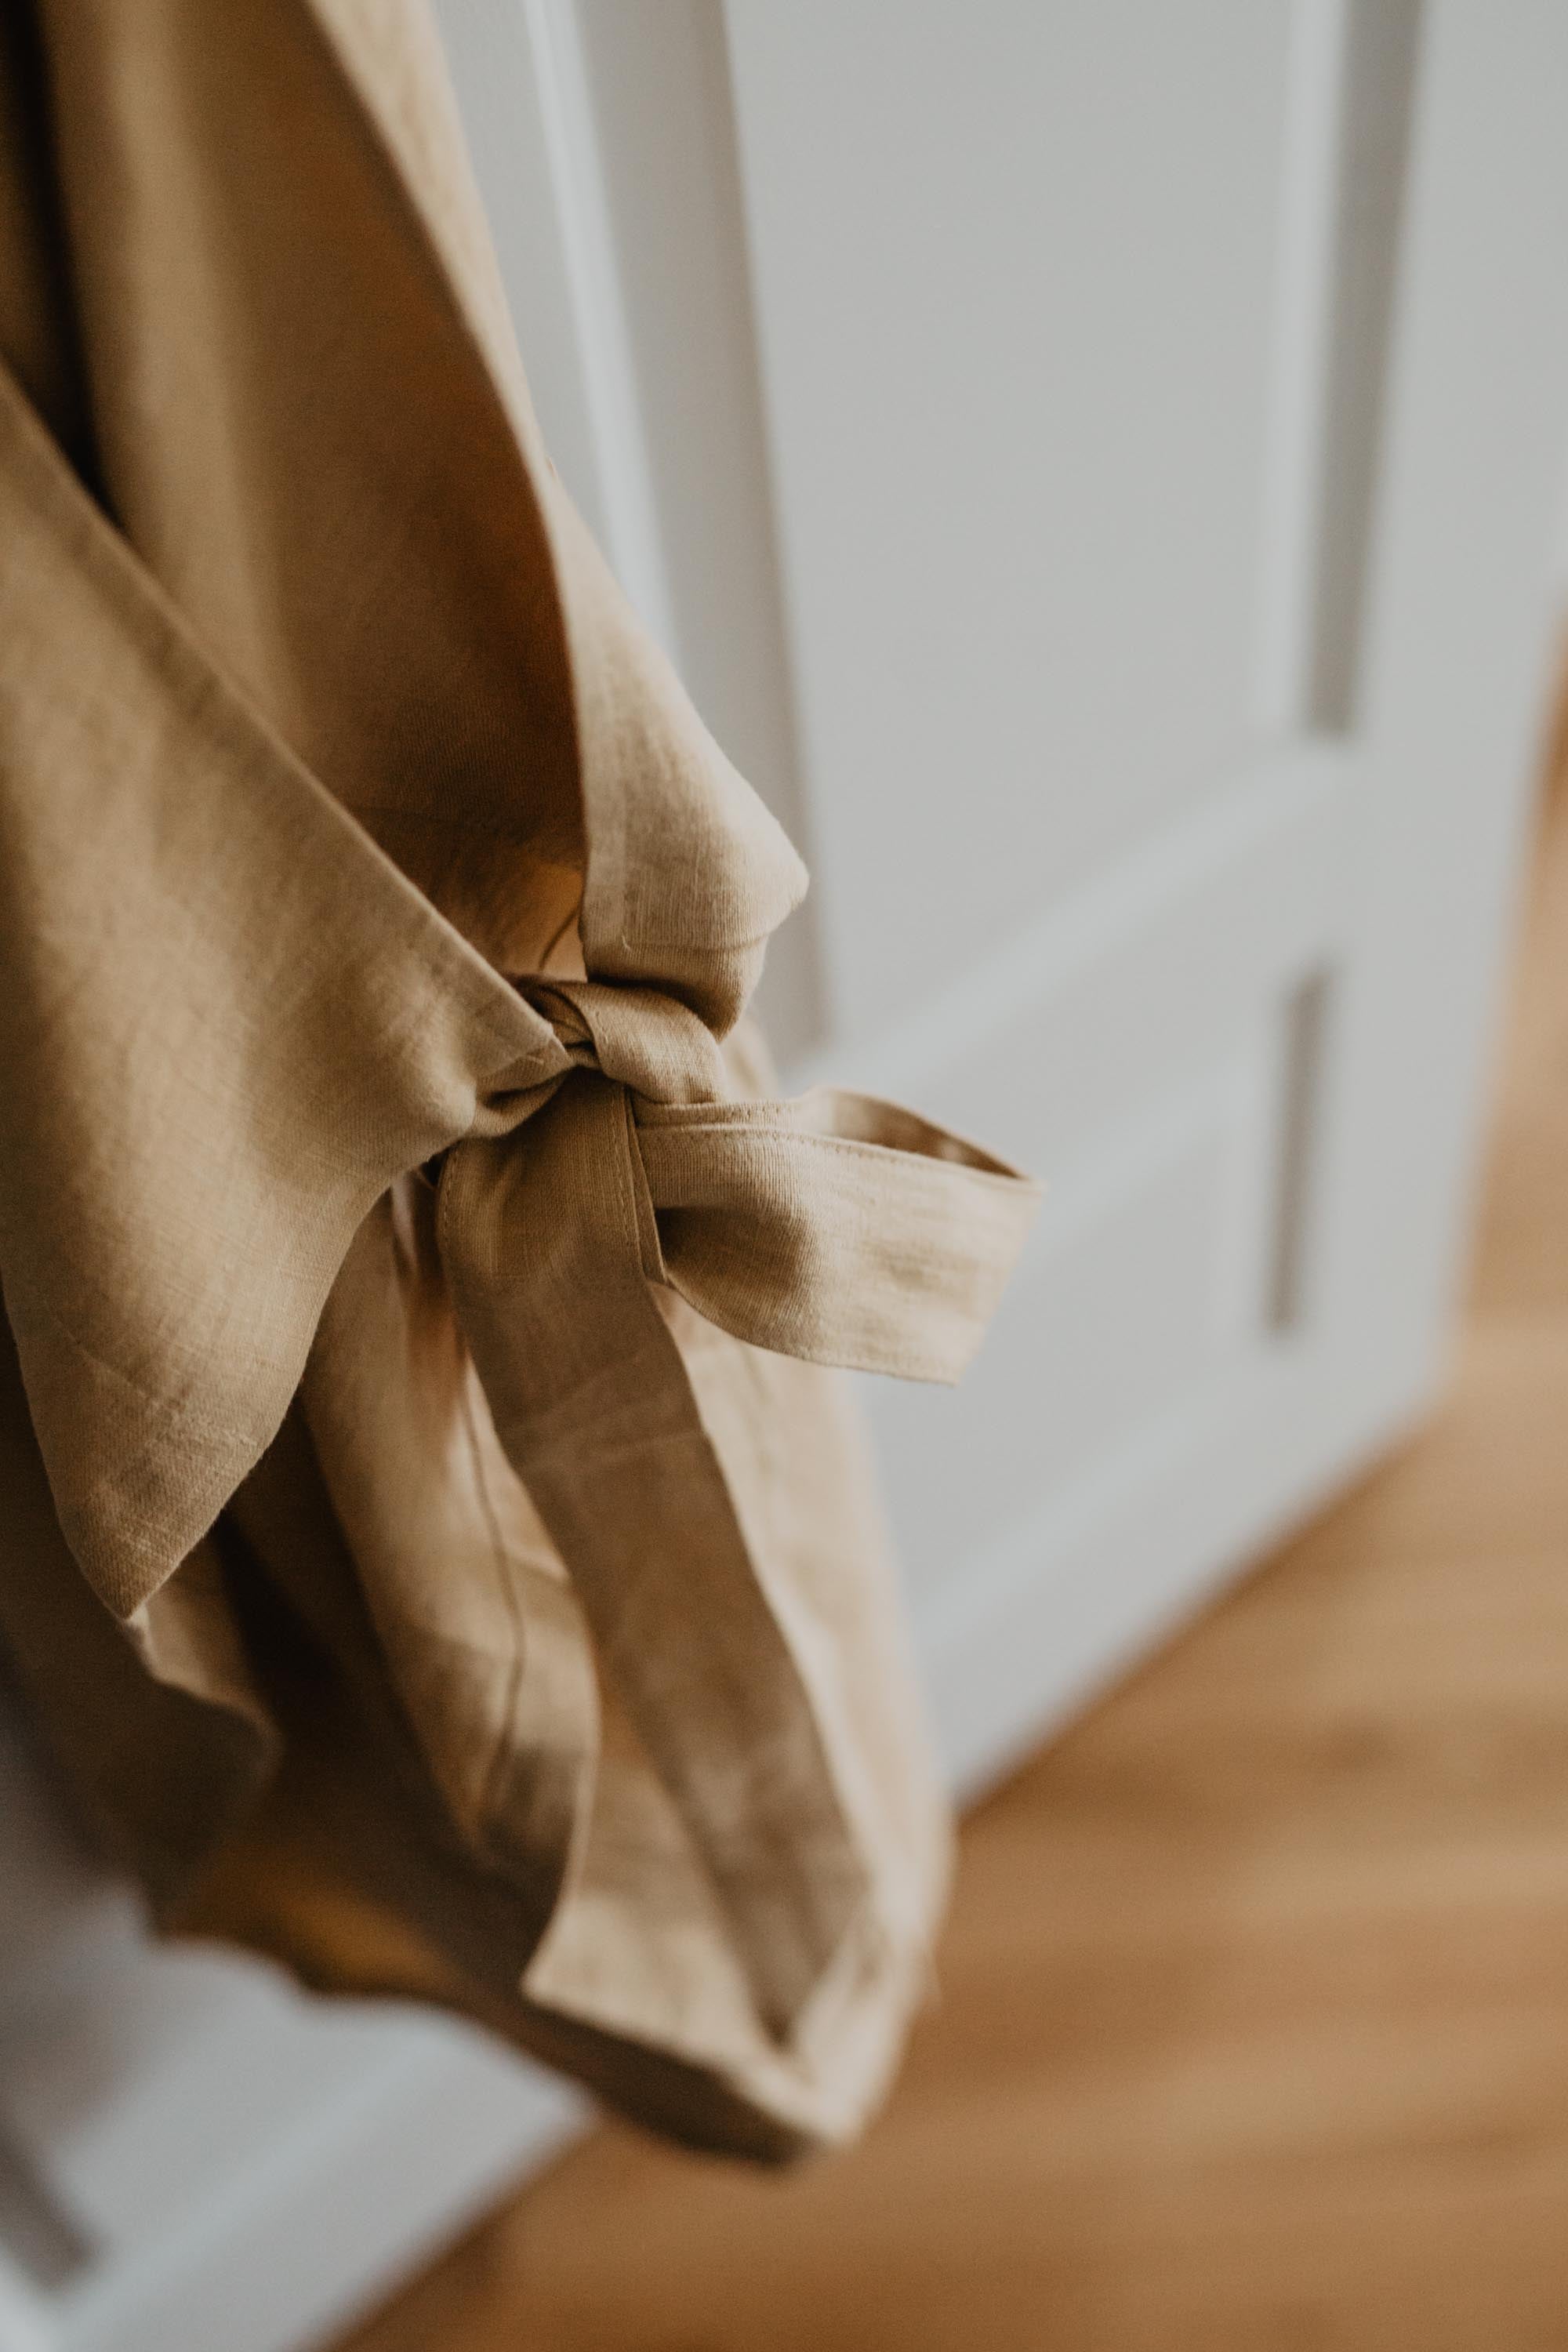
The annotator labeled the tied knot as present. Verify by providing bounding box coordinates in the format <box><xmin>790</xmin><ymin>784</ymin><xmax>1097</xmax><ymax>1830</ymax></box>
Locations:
<box><xmin>436</xmin><ymin>967</ymin><xmax>1041</xmax><ymax>2038</ymax></box>
<box><xmin>519</xmin><ymin>976</ymin><xmax>730</xmax><ymax>1107</ymax></box>
<box><xmin>486</xmin><ymin>974</ymin><xmax>1042</xmax><ymax>1378</ymax></box>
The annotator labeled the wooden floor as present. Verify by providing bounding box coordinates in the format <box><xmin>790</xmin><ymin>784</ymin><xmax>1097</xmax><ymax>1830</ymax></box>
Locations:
<box><xmin>337</xmin><ymin>772</ymin><xmax>1568</xmax><ymax>2352</ymax></box>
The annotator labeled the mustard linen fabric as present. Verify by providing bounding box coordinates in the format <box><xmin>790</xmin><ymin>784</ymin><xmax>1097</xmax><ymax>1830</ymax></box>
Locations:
<box><xmin>0</xmin><ymin>0</ymin><xmax>1039</xmax><ymax>2156</ymax></box>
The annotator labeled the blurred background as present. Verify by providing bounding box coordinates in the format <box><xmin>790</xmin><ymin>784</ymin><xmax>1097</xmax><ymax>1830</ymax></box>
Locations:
<box><xmin>6</xmin><ymin>3</ymin><xmax>1568</xmax><ymax>2347</ymax></box>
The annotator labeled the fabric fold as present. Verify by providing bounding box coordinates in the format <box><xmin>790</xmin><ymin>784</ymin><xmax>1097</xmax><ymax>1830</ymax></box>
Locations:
<box><xmin>0</xmin><ymin>354</ymin><xmax>565</xmax><ymax>1621</ymax></box>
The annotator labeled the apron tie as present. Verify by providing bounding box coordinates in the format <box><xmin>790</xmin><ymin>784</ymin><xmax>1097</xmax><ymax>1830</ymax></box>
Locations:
<box><xmin>438</xmin><ymin>974</ymin><xmax>1040</xmax><ymax>2036</ymax></box>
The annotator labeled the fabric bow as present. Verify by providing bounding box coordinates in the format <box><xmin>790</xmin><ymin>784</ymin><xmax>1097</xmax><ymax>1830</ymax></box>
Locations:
<box><xmin>437</xmin><ymin>974</ymin><xmax>1040</xmax><ymax>2030</ymax></box>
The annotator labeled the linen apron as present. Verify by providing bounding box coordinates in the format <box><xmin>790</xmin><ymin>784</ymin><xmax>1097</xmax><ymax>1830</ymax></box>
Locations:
<box><xmin>0</xmin><ymin>0</ymin><xmax>1039</xmax><ymax>2155</ymax></box>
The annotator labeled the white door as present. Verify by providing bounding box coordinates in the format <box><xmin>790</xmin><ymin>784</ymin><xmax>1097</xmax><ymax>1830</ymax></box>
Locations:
<box><xmin>7</xmin><ymin>5</ymin><xmax>1568</xmax><ymax>2346</ymax></box>
<box><xmin>441</xmin><ymin>0</ymin><xmax>1568</xmax><ymax>1790</ymax></box>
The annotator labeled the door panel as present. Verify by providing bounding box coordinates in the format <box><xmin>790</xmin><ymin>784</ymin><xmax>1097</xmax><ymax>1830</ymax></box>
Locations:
<box><xmin>724</xmin><ymin>0</ymin><xmax>1295</xmax><ymax>1033</ymax></box>
<box><xmin>877</xmin><ymin>1090</ymin><xmax>1252</xmax><ymax>1599</ymax></box>
<box><xmin>441</xmin><ymin>0</ymin><xmax>1568</xmax><ymax>1795</ymax></box>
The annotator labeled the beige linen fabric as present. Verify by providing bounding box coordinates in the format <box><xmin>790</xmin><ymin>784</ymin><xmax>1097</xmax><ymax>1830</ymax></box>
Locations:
<box><xmin>0</xmin><ymin>0</ymin><xmax>1039</xmax><ymax>2156</ymax></box>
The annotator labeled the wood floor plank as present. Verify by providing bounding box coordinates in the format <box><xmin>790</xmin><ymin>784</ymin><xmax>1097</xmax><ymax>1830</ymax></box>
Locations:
<box><xmin>333</xmin><ymin>779</ymin><xmax>1568</xmax><ymax>2352</ymax></box>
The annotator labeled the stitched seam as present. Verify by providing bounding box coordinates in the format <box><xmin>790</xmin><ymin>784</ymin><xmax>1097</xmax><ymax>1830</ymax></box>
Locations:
<box><xmin>637</xmin><ymin>1120</ymin><xmax>1030</xmax><ymax>1185</ymax></box>
<box><xmin>460</xmin><ymin>1372</ymin><xmax>534</xmax><ymax>1836</ymax></box>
